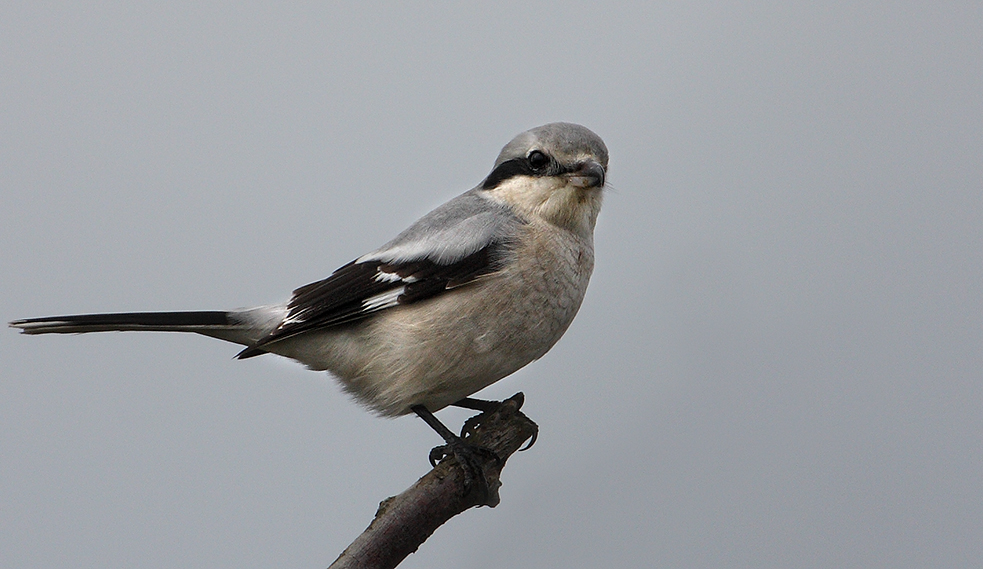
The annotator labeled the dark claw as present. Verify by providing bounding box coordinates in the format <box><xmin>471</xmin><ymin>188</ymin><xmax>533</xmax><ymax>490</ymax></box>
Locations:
<box><xmin>460</xmin><ymin>412</ymin><xmax>486</xmax><ymax>439</ymax></box>
<box><xmin>428</xmin><ymin>444</ymin><xmax>450</xmax><ymax>468</ymax></box>
<box><xmin>518</xmin><ymin>427</ymin><xmax>538</xmax><ymax>451</ymax></box>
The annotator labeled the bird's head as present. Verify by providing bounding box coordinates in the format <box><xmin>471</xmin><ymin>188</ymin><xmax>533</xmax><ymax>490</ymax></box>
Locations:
<box><xmin>481</xmin><ymin>123</ymin><xmax>608</xmax><ymax>236</ymax></box>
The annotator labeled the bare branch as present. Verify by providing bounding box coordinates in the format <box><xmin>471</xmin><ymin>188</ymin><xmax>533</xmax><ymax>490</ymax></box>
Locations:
<box><xmin>329</xmin><ymin>393</ymin><xmax>538</xmax><ymax>569</ymax></box>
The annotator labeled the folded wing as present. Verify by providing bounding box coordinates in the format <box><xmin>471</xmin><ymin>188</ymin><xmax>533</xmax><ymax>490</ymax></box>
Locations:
<box><xmin>237</xmin><ymin>190</ymin><xmax>522</xmax><ymax>358</ymax></box>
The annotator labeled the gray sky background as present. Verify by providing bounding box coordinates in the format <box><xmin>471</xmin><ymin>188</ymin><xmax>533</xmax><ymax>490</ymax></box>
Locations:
<box><xmin>2</xmin><ymin>3</ymin><xmax>980</xmax><ymax>568</ymax></box>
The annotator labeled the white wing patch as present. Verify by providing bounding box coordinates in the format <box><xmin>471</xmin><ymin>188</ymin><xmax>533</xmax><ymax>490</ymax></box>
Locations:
<box><xmin>373</xmin><ymin>270</ymin><xmax>417</xmax><ymax>284</ymax></box>
<box><xmin>281</xmin><ymin>311</ymin><xmax>307</xmax><ymax>326</ymax></box>
<box><xmin>362</xmin><ymin>287</ymin><xmax>405</xmax><ymax>311</ymax></box>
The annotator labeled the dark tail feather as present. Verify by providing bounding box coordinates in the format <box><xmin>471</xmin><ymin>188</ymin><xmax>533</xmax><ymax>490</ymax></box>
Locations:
<box><xmin>9</xmin><ymin>311</ymin><xmax>233</xmax><ymax>335</ymax></box>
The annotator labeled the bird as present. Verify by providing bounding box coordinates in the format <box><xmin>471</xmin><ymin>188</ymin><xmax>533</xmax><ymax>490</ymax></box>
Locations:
<box><xmin>10</xmin><ymin>122</ymin><xmax>608</xmax><ymax>481</ymax></box>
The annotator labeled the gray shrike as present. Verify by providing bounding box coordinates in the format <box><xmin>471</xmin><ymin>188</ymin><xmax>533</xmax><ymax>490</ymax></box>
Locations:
<box><xmin>11</xmin><ymin>122</ymin><xmax>608</xmax><ymax>464</ymax></box>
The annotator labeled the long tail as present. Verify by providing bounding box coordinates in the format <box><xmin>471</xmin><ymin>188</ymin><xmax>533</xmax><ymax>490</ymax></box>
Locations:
<box><xmin>9</xmin><ymin>311</ymin><xmax>231</xmax><ymax>334</ymax></box>
<box><xmin>8</xmin><ymin>309</ymin><xmax>283</xmax><ymax>348</ymax></box>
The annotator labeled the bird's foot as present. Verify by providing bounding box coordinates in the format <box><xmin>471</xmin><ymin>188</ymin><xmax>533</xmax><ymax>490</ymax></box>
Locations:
<box><xmin>457</xmin><ymin>392</ymin><xmax>537</xmax><ymax>451</ymax></box>
<box><xmin>428</xmin><ymin>436</ymin><xmax>502</xmax><ymax>503</ymax></box>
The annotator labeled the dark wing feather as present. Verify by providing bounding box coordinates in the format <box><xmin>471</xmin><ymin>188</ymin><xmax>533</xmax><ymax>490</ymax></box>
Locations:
<box><xmin>238</xmin><ymin>243</ymin><xmax>506</xmax><ymax>357</ymax></box>
<box><xmin>383</xmin><ymin>246</ymin><xmax>494</xmax><ymax>304</ymax></box>
<box><xmin>287</xmin><ymin>261</ymin><xmax>387</xmax><ymax>327</ymax></box>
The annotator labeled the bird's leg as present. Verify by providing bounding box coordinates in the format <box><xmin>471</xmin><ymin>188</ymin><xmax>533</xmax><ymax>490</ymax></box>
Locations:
<box><xmin>411</xmin><ymin>404</ymin><xmax>501</xmax><ymax>501</ymax></box>
<box><xmin>451</xmin><ymin>396</ymin><xmax>505</xmax><ymax>413</ymax></box>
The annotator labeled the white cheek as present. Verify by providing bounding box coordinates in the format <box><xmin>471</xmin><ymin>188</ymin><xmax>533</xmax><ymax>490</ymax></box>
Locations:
<box><xmin>487</xmin><ymin>176</ymin><xmax>561</xmax><ymax>210</ymax></box>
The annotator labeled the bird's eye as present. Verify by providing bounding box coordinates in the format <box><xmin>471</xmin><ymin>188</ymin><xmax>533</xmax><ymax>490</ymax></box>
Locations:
<box><xmin>527</xmin><ymin>150</ymin><xmax>550</xmax><ymax>171</ymax></box>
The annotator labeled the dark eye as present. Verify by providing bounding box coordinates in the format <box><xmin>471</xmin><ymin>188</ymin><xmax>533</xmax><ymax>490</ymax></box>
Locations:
<box><xmin>527</xmin><ymin>150</ymin><xmax>550</xmax><ymax>171</ymax></box>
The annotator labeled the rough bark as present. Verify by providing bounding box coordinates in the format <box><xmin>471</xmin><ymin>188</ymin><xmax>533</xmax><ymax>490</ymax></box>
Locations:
<box><xmin>329</xmin><ymin>393</ymin><xmax>538</xmax><ymax>569</ymax></box>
